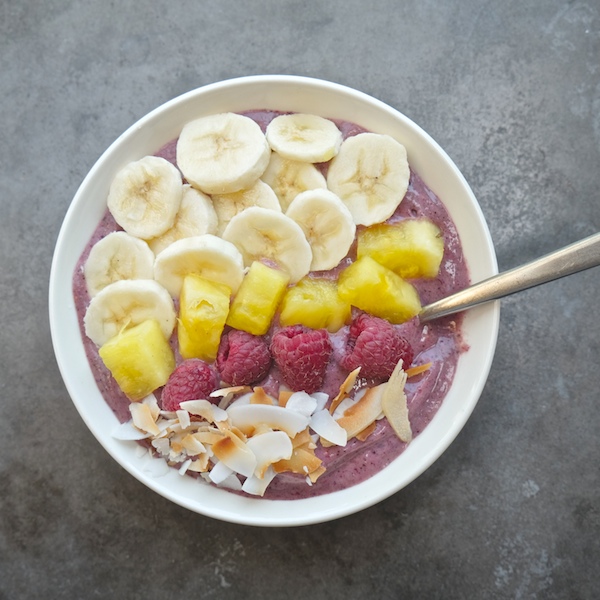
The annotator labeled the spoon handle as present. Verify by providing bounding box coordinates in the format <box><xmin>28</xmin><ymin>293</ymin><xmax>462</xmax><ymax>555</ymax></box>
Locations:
<box><xmin>419</xmin><ymin>231</ymin><xmax>600</xmax><ymax>322</ymax></box>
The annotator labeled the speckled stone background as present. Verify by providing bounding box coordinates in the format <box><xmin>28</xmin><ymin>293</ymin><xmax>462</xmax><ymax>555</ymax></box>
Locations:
<box><xmin>1</xmin><ymin>1</ymin><xmax>599</xmax><ymax>598</ymax></box>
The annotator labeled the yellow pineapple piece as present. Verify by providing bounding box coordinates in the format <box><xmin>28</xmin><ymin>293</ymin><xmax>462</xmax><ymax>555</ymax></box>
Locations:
<box><xmin>279</xmin><ymin>277</ymin><xmax>351</xmax><ymax>332</ymax></box>
<box><xmin>338</xmin><ymin>256</ymin><xmax>421</xmax><ymax>323</ymax></box>
<box><xmin>226</xmin><ymin>261</ymin><xmax>290</xmax><ymax>335</ymax></box>
<box><xmin>178</xmin><ymin>273</ymin><xmax>231</xmax><ymax>361</ymax></box>
<box><xmin>99</xmin><ymin>319</ymin><xmax>175</xmax><ymax>401</ymax></box>
<box><xmin>357</xmin><ymin>219</ymin><xmax>444</xmax><ymax>278</ymax></box>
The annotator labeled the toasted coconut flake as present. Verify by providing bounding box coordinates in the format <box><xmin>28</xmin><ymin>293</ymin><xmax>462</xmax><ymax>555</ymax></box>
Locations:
<box><xmin>273</xmin><ymin>447</ymin><xmax>322</xmax><ymax>475</ymax></box>
<box><xmin>355</xmin><ymin>422</ymin><xmax>377</xmax><ymax>441</ymax></box>
<box><xmin>212</xmin><ymin>434</ymin><xmax>256</xmax><ymax>478</ymax></box>
<box><xmin>246</xmin><ymin>431</ymin><xmax>293</xmax><ymax>478</ymax></box>
<box><xmin>381</xmin><ymin>361</ymin><xmax>412</xmax><ymax>443</ymax></box>
<box><xmin>142</xmin><ymin>394</ymin><xmax>161</xmax><ymax>421</ymax></box>
<box><xmin>286</xmin><ymin>391</ymin><xmax>318</xmax><ymax>417</ymax></box>
<box><xmin>181</xmin><ymin>433</ymin><xmax>207</xmax><ymax>456</ymax></box>
<box><xmin>209</xmin><ymin>460</ymin><xmax>234</xmax><ymax>484</ymax></box>
<box><xmin>210</xmin><ymin>385</ymin><xmax>251</xmax><ymax>398</ymax></box>
<box><xmin>292</xmin><ymin>428</ymin><xmax>313</xmax><ymax>449</ymax></box>
<box><xmin>177</xmin><ymin>409</ymin><xmax>191</xmax><ymax>430</ymax></box>
<box><xmin>405</xmin><ymin>362</ymin><xmax>432</xmax><ymax>378</ymax></box>
<box><xmin>329</xmin><ymin>367</ymin><xmax>361</xmax><ymax>414</ymax></box>
<box><xmin>335</xmin><ymin>383</ymin><xmax>385</xmax><ymax>440</ymax></box>
<box><xmin>278</xmin><ymin>390</ymin><xmax>294</xmax><ymax>407</ymax></box>
<box><xmin>227</xmin><ymin>404</ymin><xmax>310</xmax><ymax>438</ymax></box>
<box><xmin>179</xmin><ymin>400</ymin><xmax>228</xmax><ymax>423</ymax></box>
<box><xmin>152</xmin><ymin>437</ymin><xmax>171</xmax><ymax>457</ymax></box>
<box><xmin>250</xmin><ymin>387</ymin><xmax>275</xmax><ymax>405</ymax></box>
<box><xmin>310</xmin><ymin>409</ymin><xmax>347</xmax><ymax>447</ymax></box>
<box><xmin>187</xmin><ymin>454</ymin><xmax>210</xmax><ymax>472</ymax></box>
<box><xmin>194</xmin><ymin>430</ymin><xmax>226</xmax><ymax>446</ymax></box>
<box><xmin>130</xmin><ymin>402</ymin><xmax>160</xmax><ymax>436</ymax></box>
<box><xmin>241</xmin><ymin>467</ymin><xmax>277</xmax><ymax>496</ymax></box>
<box><xmin>112</xmin><ymin>421</ymin><xmax>151</xmax><ymax>441</ymax></box>
<box><xmin>308</xmin><ymin>465</ymin><xmax>327</xmax><ymax>483</ymax></box>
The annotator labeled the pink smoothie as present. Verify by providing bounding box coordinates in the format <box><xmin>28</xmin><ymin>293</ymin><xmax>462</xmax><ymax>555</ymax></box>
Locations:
<box><xmin>72</xmin><ymin>112</ymin><xmax>470</xmax><ymax>500</ymax></box>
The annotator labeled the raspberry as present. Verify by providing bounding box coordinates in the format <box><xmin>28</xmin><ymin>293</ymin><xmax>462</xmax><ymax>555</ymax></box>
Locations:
<box><xmin>216</xmin><ymin>329</ymin><xmax>272</xmax><ymax>386</ymax></box>
<box><xmin>161</xmin><ymin>359</ymin><xmax>219</xmax><ymax>412</ymax></box>
<box><xmin>341</xmin><ymin>313</ymin><xmax>413</xmax><ymax>380</ymax></box>
<box><xmin>270</xmin><ymin>325</ymin><xmax>332</xmax><ymax>394</ymax></box>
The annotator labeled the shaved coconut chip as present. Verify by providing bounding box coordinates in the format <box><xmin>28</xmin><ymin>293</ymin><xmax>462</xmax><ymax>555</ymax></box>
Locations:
<box><xmin>329</xmin><ymin>367</ymin><xmax>361</xmax><ymax>414</ymax></box>
<box><xmin>311</xmin><ymin>392</ymin><xmax>329</xmax><ymax>411</ymax></box>
<box><xmin>310</xmin><ymin>409</ymin><xmax>347</xmax><ymax>446</ymax></box>
<box><xmin>152</xmin><ymin>437</ymin><xmax>171</xmax><ymax>457</ymax></box>
<box><xmin>194</xmin><ymin>430</ymin><xmax>226</xmax><ymax>445</ymax></box>
<box><xmin>286</xmin><ymin>391</ymin><xmax>318</xmax><ymax>417</ymax></box>
<box><xmin>219</xmin><ymin>472</ymin><xmax>243</xmax><ymax>491</ymax></box>
<box><xmin>335</xmin><ymin>383</ymin><xmax>385</xmax><ymax>440</ymax></box>
<box><xmin>355</xmin><ymin>422</ymin><xmax>377</xmax><ymax>441</ymax></box>
<box><xmin>130</xmin><ymin>402</ymin><xmax>160</xmax><ymax>436</ymax></box>
<box><xmin>212</xmin><ymin>433</ymin><xmax>256</xmax><ymax>478</ymax></box>
<box><xmin>177</xmin><ymin>409</ymin><xmax>191</xmax><ymax>430</ymax></box>
<box><xmin>308</xmin><ymin>465</ymin><xmax>327</xmax><ymax>483</ymax></box>
<box><xmin>273</xmin><ymin>447</ymin><xmax>322</xmax><ymax>475</ymax></box>
<box><xmin>381</xmin><ymin>361</ymin><xmax>412</xmax><ymax>443</ymax></box>
<box><xmin>210</xmin><ymin>385</ymin><xmax>251</xmax><ymax>398</ymax></box>
<box><xmin>112</xmin><ymin>421</ymin><xmax>151</xmax><ymax>440</ymax></box>
<box><xmin>405</xmin><ymin>362</ymin><xmax>432</xmax><ymax>378</ymax></box>
<box><xmin>278</xmin><ymin>389</ymin><xmax>294</xmax><ymax>406</ymax></box>
<box><xmin>227</xmin><ymin>392</ymin><xmax>254</xmax><ymax>409</ymax></box>
<box><xmin>181</xmin><ymin>433</ymin><xmax>206</xmax><ymax>456</ymax></box>
<box><xmin>178</xmin><ymin>458</ymin><xmax>193</xmax><ymax>475</ymax></box>
<box><xmin>187</xmin><ymin>454</ymin><xmax>210</xmax><ymax>473</ymax></box>
<box><xmin>292</xmin><ymin>428</ymin><xmax>314</xmax><ymax>448</ymax></box>
<box><xmin>227</xmin><ymin>404</ymin><xmax>310</xmax><ymax>437</ymax></box>
<box><xmin>246</xmin><ymin>431</ymin><xmax>293</xmax><ymax>478</ymax></box>
<box><xmin>209</xmin><ymin>460</ymin><xmax>234</xmax><ymax>484</ymax></box>
<box><xmin>179</xmin><ymin>399</ymin><xmax>228</xmax><ymax>422</ymax></box>
<box><xmin>142</xmin><ymin>394</ymin><xmax>161</xmax><ymax>421</ymax></box>
<box><xmin>249</xmin><ymin>387</ymin><xmax>275</xmax><ymax>405</ymax></box>
<box><xmin>242</xmin><ymin>466</ymin><xmax>277</xmax><ymax>496</ymax></box>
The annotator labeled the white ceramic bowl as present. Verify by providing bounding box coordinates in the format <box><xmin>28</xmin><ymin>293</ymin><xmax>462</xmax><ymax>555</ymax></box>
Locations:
<box><xmin>49</xmin><ymin>75</ymin><xmax>499</xmax><ymax>527</ymax></box>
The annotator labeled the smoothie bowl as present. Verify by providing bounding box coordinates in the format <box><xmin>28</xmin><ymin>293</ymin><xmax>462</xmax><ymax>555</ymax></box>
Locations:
<box><xmin>49</xmin><ymin>75</ymin><xmax>499</xmax><ymax>526</ymax></box>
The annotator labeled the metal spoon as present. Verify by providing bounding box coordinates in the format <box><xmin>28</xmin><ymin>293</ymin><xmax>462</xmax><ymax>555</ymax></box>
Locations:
<box><xmin>419</xmin><ymin>231</ymin><xmax>600</xmax><ymax>322</ymax></box>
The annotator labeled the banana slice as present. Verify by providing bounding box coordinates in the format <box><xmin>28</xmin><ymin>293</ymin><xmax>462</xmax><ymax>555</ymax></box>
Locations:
<box><xmin>154</xmin><ymin>234</ymin><xmax>245</xmax><ymax>297</ymax></box>
<box><xmin>222</xmin><ymin>207</ymin><xmax>312</xmax><ymax>284</ymax></box>
<box><xmin>107</xmin><ymin>155</ymin><xmax>183</xmax><ymax>239</ymax></box>
<box><xmin>286</xmin><ymin>189</ymin><xmax>356</xmax><ymax>271</ymax></box>
<box><xmin>326</xmin><ymin>133</ymin><xmax>410</xmax><ymax>226</ymax></box>
<box><xmin>260</xmin><ymin>152</ymin><xmax>327</xmax><ymax>211</ymax></box>
<box><xmin>212</xmin><ymin>179</ymin><xmax>281</xmax><ymax>236</ymax></box>
<box><xmin>265</xmin><ymin>113</ymin><xmax>343</xmax><ymax>163</ymax></box>
<box><xmin>176</xmin><ymin>113</ymin><xmax>271</xmax><ymax>195</ymax></box>
<box><xmin>84</xmin><ymin>279</ymin><xmax>176</xmax><ymax>346</ymax></box>
<box><xmin>84</xmin><ymin>231</ymin><xmax>155</xmax><ymax>298</ymax></box>
<box><xmin>147</xmin><ymin>184</ymin><xmax>218</xmax><ymax>255</ymax></box>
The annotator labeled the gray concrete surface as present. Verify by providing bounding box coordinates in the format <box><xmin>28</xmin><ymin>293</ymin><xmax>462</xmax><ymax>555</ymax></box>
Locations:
<box><xmin>1</xmin><ymin>1</ymin><xmax>599</xmax><ymax>598</ymax></box>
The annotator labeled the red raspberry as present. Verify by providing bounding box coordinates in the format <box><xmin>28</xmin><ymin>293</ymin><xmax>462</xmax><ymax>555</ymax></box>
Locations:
<box><xmin>216</xmin><ymin>329</ymin><xmax>272</xmax><ymax>386</ymax></box>
<box><xmin>270</xmin><ymin>325</ymin><xmax>332</xmax><ymax>394</ymax></box>
<box><xmin>341</xmin><ymin>313</ymin><xmax>413</xmax><ymax>380</ymax></box>
<box><xmin>161</xmin><ymin>359</ymin><xmax>219</xmax><ymax>412</ymax></box>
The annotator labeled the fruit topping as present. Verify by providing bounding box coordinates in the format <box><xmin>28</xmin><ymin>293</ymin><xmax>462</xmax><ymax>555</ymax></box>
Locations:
<box><xmin>99</xmin><ymin>319</ymin><xmax>176</xmax><ymax>401</ymax></box>
<box><xmin>177</xmin><ymin>273</ymin><xmax>231</xmax><ymax>362</ymax></box>
<box><xmin>337</xmin><ymin>256</ymin><xmax>421</xmax><ymax>323</ymax></box>
<box><xmin>216</xmin><ymin>329</ymin><xmax>272</xmax><ymax>386</ymax></box>
<box><xmin>270</xmin><ymin>325</ymin><xmax>333</xmax><ymax>394</ymax></box>
<box><xmin>357</xmin><ymin>219</ymin><xmax>444</xmax><ymax>278</ymax></box>
<box><xmin>226</xmin><ymin>261</ymin><xmax>290</xmax><ymax>335</ymax></box>
<box><xmin>279</xmin><ymin>276</ymin><xmax>351</xmax><ymax>332</ymax></box>
<box><xmin>161</xmin><ymin>358</ymin><xmax>219</xmax><ymax>412</ymax></box>
<box><xmin>341</xmin><ymin>313</ymin><xmax>413</xmax><ymax>380</ymax></box>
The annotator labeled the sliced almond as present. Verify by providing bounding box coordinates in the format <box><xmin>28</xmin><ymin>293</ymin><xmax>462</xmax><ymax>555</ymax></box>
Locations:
<box><xmin>381</xmin><ymin>361</ymin><xmax>412</xmax><ymax>443</ymax></box>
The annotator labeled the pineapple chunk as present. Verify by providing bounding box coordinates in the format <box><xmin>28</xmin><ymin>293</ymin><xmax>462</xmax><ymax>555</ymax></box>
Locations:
<box><xmin>357</xmin><ymin>219</ymin><xmax>444</xmax><ymax>278</ymax></box>
<box><xmin>98</xmin><ymin>319</ymin><xmax>175</xmax><ymax>401</ymax></box>
<box><xmin>178</xmin><ymin>273</ymin><xmax>231</xmax><ymax>361</ymax></box>
<box><xmin>226</xmin><ymin>261</ymin><xmax>290</xmax><ymax>335</ymax></box>
<box><xmin>279</xmin><ymin>277</ymin><xmax>351</xmax><ymax>332</ymax></box>
<box><xmin>338</xmin><ymin>256</ymin><xmax>421</xmax><ymax>323</ymax></box>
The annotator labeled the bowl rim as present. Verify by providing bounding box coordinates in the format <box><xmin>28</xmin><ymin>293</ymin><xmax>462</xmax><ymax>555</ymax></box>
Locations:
<box><xmin>49</xmin><ymin>74</ymin><xmax>499</xmax><ymax>527</ymax></box>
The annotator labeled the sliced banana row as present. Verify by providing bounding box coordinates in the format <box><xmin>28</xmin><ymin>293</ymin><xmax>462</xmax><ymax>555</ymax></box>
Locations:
<box><xmin>84</xmin><ymin>111</ymin><xmax>411</xmax><ymax>347</ymax></box>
